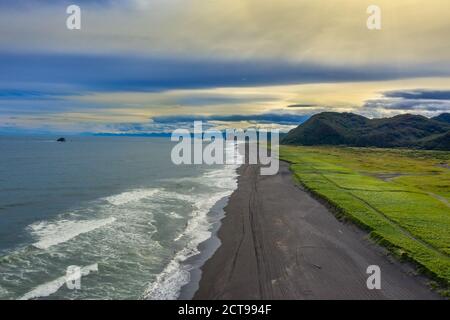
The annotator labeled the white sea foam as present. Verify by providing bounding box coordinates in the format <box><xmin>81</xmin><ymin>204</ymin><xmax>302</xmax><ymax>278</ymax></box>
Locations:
<box><xmin>29</xmin><ymin>217</ymin><xmax>116</xmax><ymax>250</ymax></box>
<box><xmin>143</xmin><ymin>193</ymin><xmax>226</xmax><ymax>299</ymax></box>
<box><xmin>168</xmin><ymin>211</ymin><xmax>184</xmax><ymax>219</ymax></box>
<box><xmin>104</xmin><ymin>189</ymin><xmax>160</xmax><ymax>206</ymax></box>
<box><xmin>19</xmin><ymin>264</ymin><xmax>98</xmax><ymax>300</ymax></box>
<box><xmin>0</xmin><ymin>285</ymin><xmax>8</xmax><ymax>297</ymax></box>
<box><xmin>27</xmin><ymin>188</ymin><xmax>161</xmax><ymax>250</ymax></box>
<box><xmin>143</xmin><ymin>142</ymin><xmax>242</xmax><ymax>299</ymax></box>
<box><xmin>143</xmin><ymin>164</ymin><xmax>239</xmax><ymax>299</ymax></box>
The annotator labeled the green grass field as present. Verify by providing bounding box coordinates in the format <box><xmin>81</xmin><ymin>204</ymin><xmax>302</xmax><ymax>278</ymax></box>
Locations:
<box><xmin>280</xmin><ymin>146</ymin><xmax>450</xmax><ymax>291</ymax></box>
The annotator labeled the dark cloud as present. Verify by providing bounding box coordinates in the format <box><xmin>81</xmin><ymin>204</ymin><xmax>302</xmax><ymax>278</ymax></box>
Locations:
<box><xmin>104</xmin><ymin>121</ymin><xmax>210</xmax><ymax>134</ymax></box>
<box><xmin>0</xmin><ymin>89</ymin><xmax>74</xmax><ymax>100</ymax></box>
<box><xmin>102</xmin><ymin>113</ymin><xmax>310</xmax><ymax>134</ymax></box>
<box><xmin>384</xmin><ymin>89</ymin><xmax>450</xmax><ymax>100</ymax></box>
<box><xmin>151</xmin><ymin>113</ymin><xmax>310</xmax><ymax>125</ymax></box>
<box><xmin>363</xmin><ymin>99</ymin><xmax>448</xmax><ymax>112</ymax></box>
<box><xmin>363</xmin><ymin>89</ymin><xmax>450</xmax><ymax>114</ymax></box>
<box><xmin>1</xmin><ymin>53</ymin><xmax>448</xmax><ymax>95</ymax></box>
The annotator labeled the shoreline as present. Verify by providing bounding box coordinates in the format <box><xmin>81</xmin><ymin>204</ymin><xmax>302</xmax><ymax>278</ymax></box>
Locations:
<box><xmin>178</xmin><ymin>196</ymin><xmax>228</xmax><ymax>299</ymax></box>
<box><xmin>192</xmin><ymin>161</ymin><xmax>440</xmax><ymax>299</ymax></box>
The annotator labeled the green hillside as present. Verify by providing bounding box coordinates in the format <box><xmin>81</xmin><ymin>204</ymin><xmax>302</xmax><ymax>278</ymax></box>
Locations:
<box><xmin>282</xmin><ymin>112</ymin><xmax>450</xmax><ymax>150</ymax></box>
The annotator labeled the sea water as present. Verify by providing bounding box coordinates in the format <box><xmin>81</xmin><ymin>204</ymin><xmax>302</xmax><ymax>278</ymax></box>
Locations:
<box><xmin>0</xmin><ymin>136</ymin><xmax>240</xmax><ymax>299</ymax></box>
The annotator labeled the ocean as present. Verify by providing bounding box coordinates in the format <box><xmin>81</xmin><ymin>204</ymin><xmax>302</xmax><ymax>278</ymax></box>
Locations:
<box><xmin>0</xmin><ymin>136</ymin><xmax>240</xmax><ymax>299</ymax></box>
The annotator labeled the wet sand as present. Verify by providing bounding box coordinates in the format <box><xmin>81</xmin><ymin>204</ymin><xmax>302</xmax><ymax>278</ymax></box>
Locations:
<box><xmin>194</xmin><ymin>161</ymin><xmax>440</xmax><ymax>300</ymax></box>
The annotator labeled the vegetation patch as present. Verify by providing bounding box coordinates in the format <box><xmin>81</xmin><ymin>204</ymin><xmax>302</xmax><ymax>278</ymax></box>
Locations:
<box><xmin>280</xmin><ymin>146</ymin><xmax>450</xmax><ymax>293</ymax></box>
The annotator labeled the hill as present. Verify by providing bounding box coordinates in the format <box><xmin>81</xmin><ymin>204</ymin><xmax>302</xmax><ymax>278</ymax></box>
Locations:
<box><xmin>432</xmin><ymin>113</ymin><xmax>450</xmax><ymax>124</ymax></box>
<box><xmin>282</xmin><ymin>112</ymin><xmax>450</xmax><ymax>150</ymax></box>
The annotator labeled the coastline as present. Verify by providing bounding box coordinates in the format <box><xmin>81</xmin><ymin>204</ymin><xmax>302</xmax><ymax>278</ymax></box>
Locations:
<box><xmin>178</xmin><ymin>196</ymin><xmax>228</xmax><ymax>299</ymax></box>
<box><xmin>192</xmin><ymin>161</ymin><xmax>440</xmax><ymax>299</ymax></box>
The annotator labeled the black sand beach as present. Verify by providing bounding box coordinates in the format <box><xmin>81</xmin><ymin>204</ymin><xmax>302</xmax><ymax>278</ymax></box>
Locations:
<box><xmin>194</xmin><ymin>161</ymin><xmax>439</xmax><ymax>300</ymax></box>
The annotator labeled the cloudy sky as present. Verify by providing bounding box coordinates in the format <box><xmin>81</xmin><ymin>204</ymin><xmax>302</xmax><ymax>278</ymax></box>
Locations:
<box><xmin>1</xmin><ymin>0</ymin><xmax>450</xmax><ymax>133</ymax></box>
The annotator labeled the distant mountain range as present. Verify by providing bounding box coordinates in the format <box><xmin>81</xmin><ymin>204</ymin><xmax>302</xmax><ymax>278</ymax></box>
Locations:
<box><xmin>282</xmin><ymin>112</ymin><xmax>450</xmax><ymax>150</ymax></box>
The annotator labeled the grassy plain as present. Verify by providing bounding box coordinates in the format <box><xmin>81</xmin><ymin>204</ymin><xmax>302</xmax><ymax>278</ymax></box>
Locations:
<box><xmin>280</xmin><ymin>146</ymin><xmax>450</xmax><ymax>291</ymax></box>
